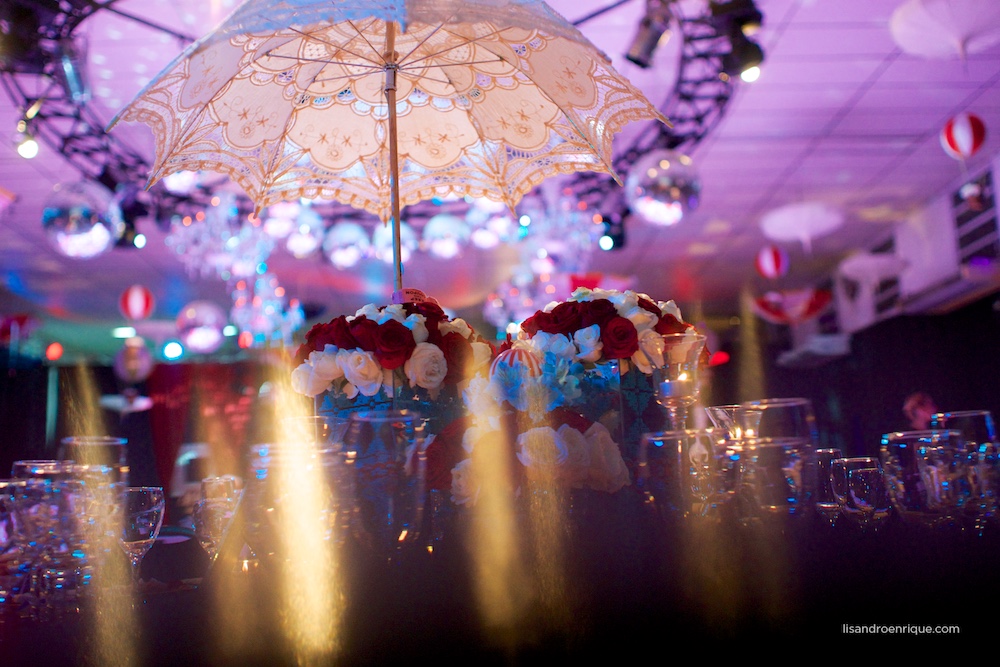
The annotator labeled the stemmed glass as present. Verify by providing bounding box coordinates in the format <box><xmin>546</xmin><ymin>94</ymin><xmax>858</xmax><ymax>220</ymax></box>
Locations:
<box><xmin>119</xmin><ymin>486</ymin><xmax>165</xmax><ymax>585</ymax></box>
<box><xmin>649</xmin><ymin>332</ymin><xmax>707</xmax><ymax>431</ymax></box>
<box><xmin>813</xmin><ymin>448</ymin><xmax>844</xmax><ymax>526</ymax></box>
<box><xmin>192</xmin><ymin>477</ymin><xmax>239</xmax><ymax>562</ymax></box>
<box><xmin>830</xmin><ymin>457</ymin><xmax>891</xmax><ymax>531</ymax></box>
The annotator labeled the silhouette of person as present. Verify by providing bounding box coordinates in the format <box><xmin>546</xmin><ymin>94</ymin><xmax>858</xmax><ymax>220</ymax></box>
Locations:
<box><xmin>903</xmin><ymin>391</ymin><xmax>937</xmax><ymax>430</ymax></box>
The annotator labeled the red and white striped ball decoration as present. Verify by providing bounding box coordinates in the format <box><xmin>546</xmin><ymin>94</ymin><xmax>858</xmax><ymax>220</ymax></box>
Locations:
<box><xmin>940</xmin><ymin>112</ymin><xmax>986</xmax><ymax>161</ymax></box>
<box><xmin>119</xmin><ymin>284</ymin><xmax>155</xmax><ymax>321</ymax></box>
<box><xmin>489</xmin><ymin>347</ymin><xmax>542</xmax><ymax>378</ymax></box>
<box><xmin>755</xmin><ymin>245</ymin><xmax>789</xmax><ymax>279</ymax></box>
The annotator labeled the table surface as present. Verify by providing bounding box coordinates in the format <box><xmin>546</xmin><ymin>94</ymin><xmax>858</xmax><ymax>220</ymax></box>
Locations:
<box><xmin>2</xmin><ymin>486</ymin><xmax>996</xmax><ymax>665</ymax></box>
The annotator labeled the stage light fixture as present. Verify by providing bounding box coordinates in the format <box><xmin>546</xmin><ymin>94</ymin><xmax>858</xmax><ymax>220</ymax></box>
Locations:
<box><xmin>14</xmin><ymin>119</ymin><xmax>37</xmax><ymax>158</ymax></box>
<box><xmin>722</xmin><ymin>30</ymin><xmax>764</xmax><ymax>80</ymax></box>
<box><xmin>625</xmin><ymin>0</ymin><xmax>674</xmax><ymax>69</ymax></box>
<box><xmin>711</xmin><ymin>0</ymin><xmax>763</xmax><ymax>36</ymax></box>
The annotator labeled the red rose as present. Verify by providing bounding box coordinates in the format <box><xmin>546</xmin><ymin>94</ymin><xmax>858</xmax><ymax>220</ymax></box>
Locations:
<box><xmin>654</xmin><ymin>313</ymin><xmax>691</xmax><ymax>335</ymax></box>
<box><xmin>295</xmin><ymin>316</ymin><xmax>354</xmax><ymax>361</ymax></box>
<box><xmin>438</xmin><ymin>331</ymin><xmax>474</xmax><ymax>384</ymax></box>
<box><xmin>521</xmin><ymin>310</ymin><xmax>557</xmax><ymax>337</ymax></box>
<box><xmin>348</xmin><ymin>316</ymin><xmax>378</xmax><ymax>352</ymax></box>
<box><xmin>637</xmin><ymin>296</ymin><xmax>662</xmax><ymax>316</ymax></box>
<box><xmin>579</xmin><ymin>299</ymin><xmax>618</xmax><ymax>329</ymax></box>
<box><xmin>373</xmin><ymin>319</ymin><xmax>416</xmax><ymax>370</ymax></box>
<box><xmin>425</xmin><ymin>416</ymin><xmax>470</xmax><ymax>491</ymax></box>
<box><xmin>600</xmin><ymin>316</ymin><xmax>639</xmax><ymax>359</ymax></box>
<box><xmin>403</xmin><ymin>301</ymin><xmax>447</xmax><ymax>325</ymax></box>
<box><xmin>327</xmin><ymin>316</ymin><xmax>359</xmax><ymax>349</ymax></box>
<box><xmin>519</xmin><ymin>313</ymin><xmax>541</xmax><ymax>337</ymax></box>
<box><xmin>542</xmin><ymin>301</ymin><xmax>583</xmax><ymax>335</ymax></box>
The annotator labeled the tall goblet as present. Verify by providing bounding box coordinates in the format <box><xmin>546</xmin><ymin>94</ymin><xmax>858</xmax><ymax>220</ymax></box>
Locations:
<box><xmin>930</xmin><ymin>410</ymin><xmax>999</xmax><ymax>527</ymax></box>
<box><xmin>119</xmin><ymin>486</ymin><xmax>165</xmax><ymax>584</ymax></box>
<box><xmin>651</xmin><ymin>332</ymin><xmax>707</xmax><ymax>431</ymax></box>
<box><xmin>739</xmin><ymin>397</ymin><xmax>819</xmax><ymax>445</ymax></box>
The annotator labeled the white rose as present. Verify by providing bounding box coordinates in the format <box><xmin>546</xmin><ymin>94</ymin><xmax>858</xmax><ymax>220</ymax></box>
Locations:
<box><xmin>337</xmin><ymin>349</ymin><xmax>383</xmax><ymax>397</ymax></box>
<box><xmin>450</xmin><ymin>458</ymin><xmax>479</xmax><ymax>506</ymax></box>
<box><xmin>632</xmin><ymin>328</ymin><xmax>665</xmax><ymax>374</ymax></box>
<box><xmin>583</xmin><ymin>423</ymin><xmax>630</xmax><ymax>493</ymax></box>
<box><xmin>623</xmin><ymin>306</ymin><xmax>659</xmax><ymax>333</ymax></box>
<box><xmin>608</xmin><ymin>290</ymin><xmax>638</xmax><ymax>313</ymax></box>
<box><xmin>439</xmin><ymin>318</ymin><xmax>472</xmax><ymax>339</ymax></box>
<box><xmin>404</xmin><ymin>342</ymin><xmax>447</xmax><ymax>391</ymax></box>
<box><xmin>290</xmin><ymin>362</ymin><xmax>330</xmax><ymax>397</ymax></box>
<box><xmin>556</xmin><ymin>424</ymin><xmax>592</xmax><ymax>488</ymax></box>
<box><xmin>355</xmin><ymin>303</ymin><xmax>381</xmax><ymax>320</ymax></box>
<box><xmin>573</xmin><ymin>324</ymin><xmax>604</xmax><ymax>363</ymax></box>
<box><xmin>377</xmin><ymin>303</ymin><xmax>407</xmax><ymax>324</ymax></box>
<box><xmin>658</xmin><ymin>299</ymin><xmax>683</xmax><ymax>321</ymax></box>
<box><xmin>403</xmin><ymin>314</ymin><xmax>429</xmax><ymax>343</ymax></box>
<box><xmin>310</xmin><ymin>346</ymin><xmax>344</xmax><ymax>383</ymax></box>
<box><xmin>470</xmin><ymin>341</ymin><xmax>493</xmax><ymax>370</ymax></box>
<box><xmin>516</xmin><ymin>427</ymin><xmax>567</xmax><ymax>469</ymax></box>
<box><xmin>532</xmin><ymin>332</ymin><xmax>575</xmax><ymax>360</ymax></box>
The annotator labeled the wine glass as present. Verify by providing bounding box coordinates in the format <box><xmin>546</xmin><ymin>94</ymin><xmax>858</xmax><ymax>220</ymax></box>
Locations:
<box><xmin>119</xmin><ymin>486</ymin><xmax>165</xmax><ymax>585</ymax></box>
<box><xmin>830</xmin><ymin>457</ymin><xmax>890</xmax><ymax>530</ymax></box>
<box><xmin>930</xmin><ymin>410</ymin><xmax>999</xmax><ymax>528</ymax></box>
<box><xmin>650</xmin><ymin>332</ymin><xmax>707</xmax><ymax>431</ymax></box>
<box><xmin>193</xmin><ymin>476</ymin><xmax>239</xmax><ymax>562</ymax></box>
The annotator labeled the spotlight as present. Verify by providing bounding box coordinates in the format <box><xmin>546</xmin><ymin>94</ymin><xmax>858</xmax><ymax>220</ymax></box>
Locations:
<box><xmin>626</xmin><ymin>0</ymin><xmax>674</xmax><ymax>69</ymax></box>
<box><xmin>722</xmin><ymin>30</ymin><xmax>764</xmax><ymax>80</ymax></box>
<box><xmin>14</xmin><ymin>119</ymin><xmax>37</xmax><ymax>158</ymax></box>
<box><xmin>711</xmin><ymin>0</ymin><xmax>764</xmax><ymax>36</ymax></box>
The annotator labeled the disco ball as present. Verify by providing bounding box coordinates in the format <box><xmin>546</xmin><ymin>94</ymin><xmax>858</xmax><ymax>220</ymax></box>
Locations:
<box><xmin>422</xmin><ymin>213</ymin><xmax>470</xmax><ymax>259</ymax></box>
<box><xmin>285</xmin><ymin>206</ymin><xmax>326</xmax><ymax>259</ymax></box>
<box><xmin>42</xmin><ymin>180</ymin><xmax>124</xmax><ymax>258</ymax></box>
<box><xmin>176</xmin><ymin>300</ymin><xmax>228</xmax><ymax>354</ymax></box>
<box><xmin>624</xmin><ymin>149</ymin><xmax>700</xmax><ymax>226</ymax></box>
<box><xmin>323</xmin><ymin>221</ymin><xmax>371</xmax><ymax>269</ymax></box>
<box><xmin>372</xmin><ymin>221</ymin><xmax>417</xmax><ymax>265</ymax></box>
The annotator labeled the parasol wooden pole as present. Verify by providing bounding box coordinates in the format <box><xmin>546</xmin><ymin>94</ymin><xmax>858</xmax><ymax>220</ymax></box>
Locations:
<box><xmin>384</xmin><ymin>21</ymin><xmax>404</xmax><ymax>295</ymax></box>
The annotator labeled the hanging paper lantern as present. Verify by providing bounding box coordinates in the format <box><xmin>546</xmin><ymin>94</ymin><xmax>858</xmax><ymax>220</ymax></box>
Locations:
<box><xmin>119</xmin><ymin>284</ymin><xmax>155</xmax><ymax>321</ymax></box>
<box><xmin>752</xmin><ymin>288</ymin><xmax>832</xmax><ymax>326</ymax></box>
<box><xmin>755</xmin><ymin>245</ymin><xmax>789</xmax><ymax>279</ymax></box>
<box><xmin>940</xmin><ymin>112</ymin><xmax>986</xmax><ymax>160</ymax></box>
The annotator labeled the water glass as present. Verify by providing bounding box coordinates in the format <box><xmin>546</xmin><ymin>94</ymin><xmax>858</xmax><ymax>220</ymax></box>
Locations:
<box><xmin>739</xmin><ymin>397</ymin><xmax>819</xmax><ymax>445</ymax></box>
<box><xmin>814</xmin><ymin>447</ymin><xmax>843</xmax><ymax>525</ymax></box>
<box><xmin>880</xmin><ymin>429</ymin><xmax>970</xmax><ymax>529</ymax></box>
<box><xmin>930</xmin><ymin>410</ymin><xmax>999</xmax><ymax>525</ymax></box>
<box><xmin>639</xmin><ymin>428</ymin><xmax>736</xmax><ymax>521</ymax></box>
<box><xmin>706</xmin><ymin>404</ymin><xmax>760</xmax><ymax>441</ymax></box>
<box><xmin>736</xmin><ymin>436</ymin><xmax>812</xmax><ymax>523</ymax></box>
<box><xmin>59</xmin><ymin>436</ymin><xmax>129</xmax><ymax>485</ymax></box>
<box><xmin>0</xmin><ymin>479</ymin><xmax>29</xmax><ymax>607</ymax></box>
<box><xmin>340</xmin><ymin>409</ymin><xmax>428</xmax><ymax>556</ymax></box>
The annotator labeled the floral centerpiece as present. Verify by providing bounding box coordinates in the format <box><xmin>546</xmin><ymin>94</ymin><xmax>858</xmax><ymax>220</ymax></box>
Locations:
<box><xmin>423</xmin><ymin>340</ymin><xmax>632</xmax><ymax>514</ymax></box>
<box><xmin>514</xmin><ymin>287</ymin><xmax>709</xmax><ymax>464</ymax></box>
<box><xmin>290</xmin><ymin>299</ymin><xmax>495</xmax><ymax>428</ymax></box>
